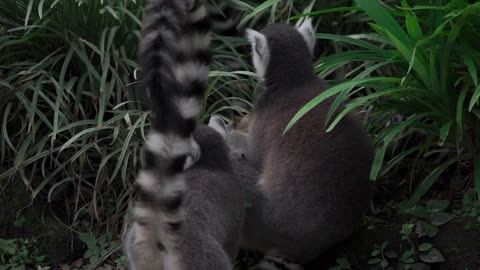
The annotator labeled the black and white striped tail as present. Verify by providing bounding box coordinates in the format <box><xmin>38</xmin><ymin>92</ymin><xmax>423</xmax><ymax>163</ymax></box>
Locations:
<box><xmin>129</xmin><ymin>0</ymin><xmax>212</xmax><ymax>266</ymax></box>
<box><xmin>209</xmin><ymin>1</ymin><xmax>240</xmax><ymax>36</ymax></box>
<box><xmin>251</xmin><ymin>256</ymin><xmax>303</xmax><ymax>270</ymax></box>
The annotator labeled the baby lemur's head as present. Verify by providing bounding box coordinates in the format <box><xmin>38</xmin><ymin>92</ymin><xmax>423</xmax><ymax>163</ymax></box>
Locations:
<box><xmin>207</xmin><ymin>115</ymin><xmax>249</xmax><ymax>159</ymax></box>
<box><xmin>193</xmin><ymin>125</ymin><xmax>232</xmax><ymax>169</ymax></box>
<box><xmin>208</xmin><ymin>115</ymin><xmax>260</xmax><ymax>180</ymax></box>
<box><xmin>245</xmin><ymin>18</ymin><xmax>316</xmax><ymax>82</ymax></box>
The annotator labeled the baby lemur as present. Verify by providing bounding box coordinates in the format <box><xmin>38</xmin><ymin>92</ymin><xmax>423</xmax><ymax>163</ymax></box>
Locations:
<box><xmin>125</xmin><ymin>0</ymin><xmax>244</xmax><ymax>269</ymax></box>
<box><xmin>211</xmin><ymin>19</ymin><xmax>374</xmax><ymax>269</ymax></box>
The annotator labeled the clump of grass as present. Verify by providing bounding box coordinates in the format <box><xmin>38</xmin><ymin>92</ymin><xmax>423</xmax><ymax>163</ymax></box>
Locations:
<box><xmin>287</xmin><ymin>0</ymin><xmax>480</xmax><ymax>206</ymax></box>
<box><xmin>0</xmin><ymin>0</ymin><xmax>259</xmax><ymax>237</ymax></box>
<box><xmin>0</xmin><ymin>0</ymin><xmax>145</xmax><ymax>234</ymax></box>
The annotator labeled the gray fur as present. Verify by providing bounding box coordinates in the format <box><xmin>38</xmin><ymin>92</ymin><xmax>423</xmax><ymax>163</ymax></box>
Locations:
<box><xmin>126</xmin><ymin>126</ymin><xmax>244</xmax><ymax>270</ymax></box>
<box><xmin>231</xmin><ymin>21</ymin><xmax>374</xmax><ymax>265</ymax></box>
<box><xmin>125</xmin><ymin>0</ymin><xmax>244</xmax><ymax>269</ymax></box>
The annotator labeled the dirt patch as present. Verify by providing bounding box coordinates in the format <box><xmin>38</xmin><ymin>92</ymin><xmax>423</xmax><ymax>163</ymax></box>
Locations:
<box><xmin>306</xmin><ymin>217</ymin><xmax>480</xmax><ymax>270</ymax></box>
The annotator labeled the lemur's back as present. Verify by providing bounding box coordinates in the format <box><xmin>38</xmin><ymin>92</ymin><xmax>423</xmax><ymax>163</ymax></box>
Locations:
<box><xmin>170</xmin><ymin>126</ymin><xmax>244</xmax><ymax>268</ymax></box>
<box><xmin>241</xmin><ymin>21</ymin><xmax>374</xmax><ymax>264</ymax></box>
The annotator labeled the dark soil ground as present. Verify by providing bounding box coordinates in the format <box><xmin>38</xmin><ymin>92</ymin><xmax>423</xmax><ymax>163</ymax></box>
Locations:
<box><xmin>306</xmin><ymin>216</ymin><xmax>480</xmax><ymax>270</ymax></box>
<box><xmin>3</xmin><ymin>166</ymin><xmax>480</xmax><ymax>270</ymax></box>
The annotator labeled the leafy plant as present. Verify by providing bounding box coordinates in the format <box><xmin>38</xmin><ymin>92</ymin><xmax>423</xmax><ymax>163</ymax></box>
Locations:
<box><xmin>329</xmin><ymin>257</ymin><xmax>352</xmax><ymax>270</ymax></box>
<box><xmin>0</xmin><ymin>238</ymin><xmax>47</xmax><ymax>270</ymax></box>
<box><xmin>286</xmin><ymin>0</ymin><xmax>480</xmax><ymax>206</ymax></box>
<box><xmin>406</xmin><ymin>199</ymin><xmax>456</xmax><ymax>229</ymax></box>
<box><xmin>461</xmin><ymin>190</ymin><xmax>480</xmax><ymax>227</ymax></box>
<box><xmin>0</xmin><ymin>0</ymin><xmax>146</xmax><ymax>236</ymax></box>
<box><xmin>368</xmin><ymin>241</ymin><xmax>396</xmax><ymax>270</ymax></box>
<box><xmin>399</xmin><ymin>222</ymin><xmax>445</xmax><ymax>268</ymax></box>
<box><xmin>78</xmin><ymin>232</ymin><xmax>122</xmax><ymax>269</ymax></box>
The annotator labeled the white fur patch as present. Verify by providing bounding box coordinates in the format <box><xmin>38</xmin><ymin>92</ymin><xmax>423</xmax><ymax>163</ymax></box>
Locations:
<box><xmin>163</xmin><ymin>251</ymin><xmax>182</xmax><ymax>269</ymax></box>
<box><xmin>146</xmin><ymin>131</ymin><xmax>200</xmax><ymax>165</ymax></box>
<box><xmin>176</xmin><ymin>97</ymin><xmax>202</xmax><ymax>119</ymax></box>
<box><xmin>133</xmin><ymin>205</ymin><xmax>157</xmax><ymax>221</ymax></box>
<box><xmin>137</xmin><ymin>173</ymin><xmax>186</xmax><ymax>197</ymax></box>
<box><xmin>161</xmin><ymin>176</ymin><xmax>187</xmax><ymax>196</ymax></box>
<box><xmin>297</xmin><ymin>17</ymin><xmax>316</xmax><ymax>56</ymax></box>
<box><xmin>246</xmin><ymin>29</ymin><xmax>270</xmax><ymax>79</ymax></box>
<box><xmin>178</xmin><ymin>33</ymin><xmax>211</xmax><ymax>53</ymax></box>
<box><xmin>188</xmin><ymin>5</ymin><xmax>207</xmax><ymax>22</ymax></box>
<box><xmin>255</xmin><ymin>256</ymin><xmax>304</xmax><ymax>270</ymax></box>
<box><xmin>128</xmin><ymin>224</ymin><xmax>165</xmax><ymax>270</ymax></box>
<box><xmin>208</xmin><ymin>115</ymin><xmax>228</xmax><ymax>137</ymax></box>
<box><xmin>173</xmin><ymin>62</ymin><xmax>209</xmax><ymax>85</ymax></box>
<box><xmin>257</xmin><ymin>176</ymin><xmax>267</xmax><ymax>190</ymax></box>
<box><xmin>136</xmin><ymin>170</ymin><xmax>158</xmax><ymax>191</ymax></box>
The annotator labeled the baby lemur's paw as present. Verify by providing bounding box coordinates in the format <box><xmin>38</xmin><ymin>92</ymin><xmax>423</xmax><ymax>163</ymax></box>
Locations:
<box><xmin>251</xmin><ymin>255</ymin><xmax>303</xmax><ymax>270</ymax></box>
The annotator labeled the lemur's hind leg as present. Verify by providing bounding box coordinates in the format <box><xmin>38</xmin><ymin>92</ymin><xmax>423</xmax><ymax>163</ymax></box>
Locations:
<box><xmin>126</xmin><ymin>223</ymin><xmax>165</xmax><ymax>270</ymax></box>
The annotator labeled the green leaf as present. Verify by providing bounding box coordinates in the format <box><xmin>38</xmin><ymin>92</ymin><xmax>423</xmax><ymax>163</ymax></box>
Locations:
<box><xmin>403</xmin><ymin>1</ymin><xmax>423</xmax><ymax>41</ymax></box>
<box><xmin>426</xmin><ymin>224</ymin><xmax>439</xmax><ymax>238</ymax></box>
<box><xmin>24</xmin><ymin>0</ymin><xmax>34</xmax><ymax>28</ymax></box>
<box><xmin>285</xmin><ymin>77</ymin><xmax>400</xmax><ymax>133</ymax></box>
<box><xmin>469</xmin><ymin>85</ymin><xmax>480</xmax><ymax>111</ymax></box>
<box><xmin>290</xmin><ymin>7</ymin><xmax>362</xmax><ymax>20</ymax></box>
<box><xmin>336</xmin><ymin>257</ymin><xmax>350</xmax><ymax>269</ymax></box>
<box><xmin>385</xmin><ymin>250</ymin><xmax>398</xmax><ymax>259</ymax></box>
<box><xmin>239</xmin><ymin>0</ymin><xmax>282</xmax><ymax>27</ymax></box>
<box><xmin>402</xmin><ymin>249</ymin><xmax>414</xmax><ymax>260</ymax></box>
<box><xmin>407</xmin><ymin>206</ymin><xmax>429</xmax><ymax>218</ymax></box>
<box><xmin>439</xmin><ymin>121</ymin><xmax>452</xmax><ymax>146</ymax></box>
<box><xmin>401</xmin><ymin>158</ymin><xmax>457</xmax><ymax>209</ymax></box>
<box><xmin>426</xmin><ymin>199</ymin><xmax>450</xmax><ymax>212</ymax></box>
<box><xmin>418</xmin><ymin>243</ymin><xmax>433</xmax><ymax>252</ymax></box>
<box><xmin>401</xmin><ymin>223</ymin><xmax>414</xmax><ymax>235</ymax></box>
<box><xmin>354</xmin><ymin>0</ymin><xmax>411</xmax><ymax>46</ymax></box>
<box><xmin>474</xmin><ymin>155</ymin><xmax>480</xmax><ymax>200</ymax></box>
<box><xmin>419</xmin><ymin>248</ymin><xmax>445</xmax><ymax>263</ymax></box>
<box><xmin>429</xmin><ymin>212</ymin><xmax>455</xmax><ymax>226</ymax></box>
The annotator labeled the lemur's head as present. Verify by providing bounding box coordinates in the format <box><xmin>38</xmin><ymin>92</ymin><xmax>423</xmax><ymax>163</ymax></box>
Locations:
<box><xmin>208</xmin><ymin>115</ymin><xmax>249</xmax><ymax>159</ymax></box>
<box><xmin>193</xmin><ymin>125</ymin><xmax>232</xmax><ymax>169</ymax></box>
<box><xmin>246</xmin><ymin>18</ymin><xmax>316</xmax><ymax>81</ymax></box>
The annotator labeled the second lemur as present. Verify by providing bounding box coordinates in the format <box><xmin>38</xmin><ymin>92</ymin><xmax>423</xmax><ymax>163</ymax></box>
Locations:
<box><xmin>213</xmin><ymin>19</ymin><xmax>374</xmax><ymax>269</ymax></box>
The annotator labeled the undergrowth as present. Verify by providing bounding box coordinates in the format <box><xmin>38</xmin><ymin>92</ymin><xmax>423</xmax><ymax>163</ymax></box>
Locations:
<box><xmin>1</xmin><ymin>0</ymin><xmax>480</xmax><ymax>267</ymax></box>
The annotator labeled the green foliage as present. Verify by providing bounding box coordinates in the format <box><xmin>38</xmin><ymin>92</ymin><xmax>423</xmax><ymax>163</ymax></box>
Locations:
<box><xmin>78</xmin><ymin>232</ymin><xmax>123</xmax><ymax>269</ymax></box>
<box><xmin>287</xmin><ymin>0</ymin><xmax>480</xmax><ymax>206</ymax></box>
<box><xmin>0</xmin><ymin>0</ymin><xmax>145</xmax><ymax>234</ymax></box>
<box><xmin>461</xmin><ymin>190</ymin><xmax>480</xmax><ymax>227</ymax></box>
<box><xmin>368</xmin><ymin>241</ymin><xmax>393</xmax><ymax>270</ymax></box>
<box><xmin>2</xmin><ymin>0</ymin><xmax>479</xmax><ymax>267</ymax></box>
<box><xmin>0</xmin><ymin>238</ymin><xmax>47</xmax><ymax>270</ymax></box>
<box><xmin>329</xmin><ymin>257</ymin><xmax>352</xmax><ymax>270</ymax></box>
<box><xmin>406</xmin><ymin>199</ymin><xmax>455</xmax><ymax>227</ymax></box>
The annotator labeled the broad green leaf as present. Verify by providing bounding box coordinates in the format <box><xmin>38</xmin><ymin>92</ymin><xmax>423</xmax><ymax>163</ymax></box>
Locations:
<box><xmin>426</xmin><ymin>199</ymin><xmax>450</xmax><ymax>212</ymax></box>
<box><xmin>239</xmin><ymin>0</ymin><xmax>282</xmax><ymax>27</ymax></box>
<box><xmin>419</xmin><ymin>248</ymin><xmax>445</xmax><ymax>263</ymax></box>
<box><xmin>285</xmin><ymin>77</ymin><xmax>400</xmax><ymax>133</ymax></box>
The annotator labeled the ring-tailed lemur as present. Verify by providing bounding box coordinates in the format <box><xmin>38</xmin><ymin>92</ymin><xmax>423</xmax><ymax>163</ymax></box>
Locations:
<box><xmin>212</xmin><ymin>18</ymin><xmax>374</xmax><ymax>269</ymax></box>
<box><xmin>125</xmin><ymin>1</ymin><xmax>244</xmax><ymax>269</ymax></box>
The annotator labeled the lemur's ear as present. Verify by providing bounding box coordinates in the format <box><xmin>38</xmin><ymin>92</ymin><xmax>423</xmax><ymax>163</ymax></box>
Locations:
<box><xmin>297</xmin><ymin>17</ymin><xmax>316</xmax><ymax>56</ymax></box>
<box><xmin>208</xmin><ymin>115</ymin><xmax>232</xmax><ymax>137</ymax></box>
<box><xmin>246</xmin><ymin>29</ymin><xmax>270</xmax><ymax>79</ymax></box>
